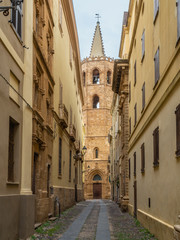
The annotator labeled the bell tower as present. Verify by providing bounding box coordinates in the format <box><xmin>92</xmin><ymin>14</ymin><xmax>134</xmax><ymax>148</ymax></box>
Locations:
<box><xmin>82</xmin><ymin>19</ymin><xmax>114</xmax><ymax>199</ymax></box>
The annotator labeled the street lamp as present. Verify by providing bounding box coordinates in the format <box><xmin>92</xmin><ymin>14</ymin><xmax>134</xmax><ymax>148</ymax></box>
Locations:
<box><xmin>0</xmin><ymin>0</ymin><xmax>23</xmax><ymax>16</ymax></box>
<box><xmin>82</xmin><ymin>146</ymin><xmax>87</xmax><ymax>156</ymax></box>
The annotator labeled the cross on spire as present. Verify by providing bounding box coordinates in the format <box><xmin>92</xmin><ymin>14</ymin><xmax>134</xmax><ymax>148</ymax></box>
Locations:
<box><xmin>95</xmin><ymin>14</ymin><xmax>101</xmax><ymax>23</ymax></box>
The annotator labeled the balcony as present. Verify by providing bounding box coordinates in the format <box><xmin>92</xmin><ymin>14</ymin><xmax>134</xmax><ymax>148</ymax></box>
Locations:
<box><xmin>69</xmin><ymin>124</ymin><xmax>76</xmax><ymax>142</ymax></box>
<box><xmin>59</xmin><ymin>104</ymin><xmax>68</xmax><ymax>128</ymax></box>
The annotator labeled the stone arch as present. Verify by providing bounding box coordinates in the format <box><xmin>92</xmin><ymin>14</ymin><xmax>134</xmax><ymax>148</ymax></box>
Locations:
<box><xmin>87</xmin><ymin>169</ymin><xmax>104</xmax><ymax>182</ymax></box>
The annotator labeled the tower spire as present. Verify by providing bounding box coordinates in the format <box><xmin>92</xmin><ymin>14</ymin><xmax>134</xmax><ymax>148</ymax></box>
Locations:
<box><xmin>89</xmin><ymin>15</ymin><xmax>105</xmax><ymax>58</ymax></box>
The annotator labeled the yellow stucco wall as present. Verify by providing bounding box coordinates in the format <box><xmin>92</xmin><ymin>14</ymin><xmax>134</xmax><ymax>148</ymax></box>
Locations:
<box><xmin>120</xmin><ymin>0</ymin><xmax>180</xmax><ymax>239</ymax></box>
<box><xmin>52</xmin><ymin>0</ymin><xmax>84</xmax><ymax>193</ymax></box>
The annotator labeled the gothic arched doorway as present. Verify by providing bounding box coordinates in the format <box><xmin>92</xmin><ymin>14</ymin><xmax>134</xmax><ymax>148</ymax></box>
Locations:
<box><xmin>93</xmin><ymin>174</ymin><xmax>102</xmax><ymax>199</ymax></box>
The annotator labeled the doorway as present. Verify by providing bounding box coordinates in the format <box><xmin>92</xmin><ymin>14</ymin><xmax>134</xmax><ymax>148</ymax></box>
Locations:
<box><xmin>134</xmin><ymin>180</ymin><xmax>137</xmax><ymax>218</ymax></box>
<box><xmin>93</xmin><ymin>183</ymin><xmax>102</xmax><ymax>199</ymax></box>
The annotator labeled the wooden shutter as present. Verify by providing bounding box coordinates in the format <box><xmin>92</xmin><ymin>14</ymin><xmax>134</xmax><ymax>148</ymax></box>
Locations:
<box><xmin>59</xmin><ymin>138</ymin><xmax>62</xmax><ymax>175</ymax></box>
<box><xmin>134</xmin><ymin>152</ymin><xmax>136</xmax><ymax>176</ymax></box>
<box><xmin>129</xmin><ymin>159</ymin><xmax>131</xmax><ymax>179</ymax></box>
<box><xmin>177</xmin><ymin>0</ymin><xmax>180</xmax><ymax>39</ymax></box>
<box><xmin>175</xmin><ymin>104</ymin><xmax>180</xmax><ymax>156</ymax></box>
<box><xmin>142</xmin><ymin>82</ymin><xmax>145</xmax><ymax>110</ymax></box>
<box><xmin>153</xmin><ymin>127</ymin><xmax>159</xmax><ymax>166</ymax></box>
<box><xmin>129</xmin><ymin>118</ymin><xmax>131</xmax><ymax>135</ymax></box>
<box><xmin>69</xmin><ymin>150</ymin><xmax>72</xmax><ymax>181</ymax></box>
<box><xmin>134</xmin><ymin>61</ymin><xmax>136</xmax><ymax>85</ymax></box>
<box><xmin>134</xmin><ymin>103</ymin><xmax>137</xmax><ymax>126</ymax></box>
<box><xmin>154</xmin><ymin>48</ymin><xmax>160</xmax><ymax>84</ymax></box>
<box><xmin>141</xmin><ymin>143</ymin><xmax>145</xmax><ymax>173</ymax></box>
<box><xmin>142</xmin><ymin>31</ymin><xmax>145</xmax><ymax>60</ymax></box>
<box><xmin>129</xmin><ymin>82</ymin><xmax>131</xmax><ymax>102</ymax></box>
<box><xmin>8</xmin><ymin>120</ymin><xmax>15</xmax><ymax>182</ymax></box>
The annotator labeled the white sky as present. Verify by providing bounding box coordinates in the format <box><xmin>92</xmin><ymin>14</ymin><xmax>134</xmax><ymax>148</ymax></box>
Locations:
<box><xmin>72</xmin><ymin>0</ymin><xmax>130</xmax><ymax>60</ymax></box>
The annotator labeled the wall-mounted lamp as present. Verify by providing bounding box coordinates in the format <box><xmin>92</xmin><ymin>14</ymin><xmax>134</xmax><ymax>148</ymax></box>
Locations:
<box><xmin>0</xmin><ymin>0</ymin><xmax>23</xmax><ymax>16</ymax></box>
<box><xmin>73</xmin><ymin>146</ymin><xmax>87</xmax><ymax>162</ymax></box>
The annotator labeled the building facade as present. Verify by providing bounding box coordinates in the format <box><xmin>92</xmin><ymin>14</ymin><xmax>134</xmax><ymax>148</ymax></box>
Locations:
<box><xmin>110</xmin><ymin>58</ymin><xmax>129</xmax><ymax>211</ymax></box>
<box><xmin>32</xmin><ymin>0</ymin><xmax>55</xmax><ymax>223</ymax></box>
<box><xmin>119</xmin><ymin>0</ymin><xmax>180</xmax><ymax>239</ymax></box>
<box><xmin>82</xmin><ymin>21</ymin><xmax>113</xmax><ymax>200</ymax></box>
<box><xmin>0</xmin><ymin>1</ymin><xmax>34</xmax><ymax>239</ymax></box>
<box><xmin>52</xmin><ymin>0</ymin><xmax>84</xmax><ymax>212</ymax></box>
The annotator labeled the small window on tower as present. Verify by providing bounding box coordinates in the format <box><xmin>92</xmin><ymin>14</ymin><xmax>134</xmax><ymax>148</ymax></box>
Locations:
<box><xmin>93</xmin><ymin>69</ymin><xmax>100</xmax><ymax>84</ymax></box>
<box><xmin>93</xmin><ymin>95</ymin><xmax>99</xmax><ymax>108</ymax></box>
<box><xmin>107</xmin><ymin>71</ymin><xmax>111</xmax><ymax>84</ymax></box>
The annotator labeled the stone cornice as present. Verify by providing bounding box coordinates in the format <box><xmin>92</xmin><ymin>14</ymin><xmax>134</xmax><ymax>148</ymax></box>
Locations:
<box><xmin>82</xmin><ymin>56</ymin><xmax>114</xmax><ymax>64</ymax></box>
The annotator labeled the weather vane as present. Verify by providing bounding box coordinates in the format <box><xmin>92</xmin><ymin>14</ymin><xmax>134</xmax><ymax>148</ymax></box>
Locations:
<box><xmin>95</xmin><ymin>14</ymin><xmax>101</xmax><ymax>23</ymax></box>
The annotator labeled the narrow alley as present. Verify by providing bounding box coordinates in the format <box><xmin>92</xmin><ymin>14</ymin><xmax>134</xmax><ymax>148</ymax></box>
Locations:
<box><xmin>31</xmin><ymin>200</ymin><xmax>157</xmax><ymax>240</ymax></box>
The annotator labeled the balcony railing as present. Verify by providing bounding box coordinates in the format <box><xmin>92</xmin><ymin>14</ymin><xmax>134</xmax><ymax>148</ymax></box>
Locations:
<box><xmin>59</xmin><ymin>104</ymin><xmax>68</xmax><ymax>128</ymax></box>
<box><xmin>69</xmin><ymin>124</ymin><xmax>76</xmax><ymax>142</ymax></box>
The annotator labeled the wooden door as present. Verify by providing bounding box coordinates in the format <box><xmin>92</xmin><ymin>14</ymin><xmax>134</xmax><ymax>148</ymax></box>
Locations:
<box><xmin>93</xmin><ymin>183</ymin><xmax>102</xmax><ymax>199</ymax></box>
<box><xmin>134</xmin><ymin>180</ymin><xmax>137</xmax><ymax>218</ymax></box>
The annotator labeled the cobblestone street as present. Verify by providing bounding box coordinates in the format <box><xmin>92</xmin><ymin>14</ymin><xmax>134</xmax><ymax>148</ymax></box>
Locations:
<box><xmin>31</xmin><ymin>200</ymin><xmax>158</xmax><ymax>240</ymax></box>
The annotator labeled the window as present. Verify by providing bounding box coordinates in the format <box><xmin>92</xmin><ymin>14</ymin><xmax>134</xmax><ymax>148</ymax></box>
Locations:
<box><xmin>175</xmin><ymin>104</ymin><xmax>180</xmax><ymax>156</ymax></box>
<box><xmin>11</xmin><ymin>2</ymin><xmax>23</xmax><ymax>38</ymax></box>
<box><xmin>47</xmin><ymin>164</ymin><xmax>51</xmax><ymax>197</ymax></box>
<box><xmin>9</xmin><ymin>72</ymin><xmax>19</xmax><ymax>104</ymax></box>
<box><xmin>93</xmin><ymin>174</ymin><xmax>102</xmax><ymax>181</ymax></box>
<box><xmin>93</xmin><ymin>95</ymin><xmax>99</xmax><ymax>109</ymax></box>
<box><xmin>59</xmin><ymin>138</ymin><xmax>62</xmax><ymax>175</ymax></box>
<box><xmin>153</xmin><ymin>127</ymin><xmax>159</xmax><ymax>167</ymax></box>
<box><xmin>129</xmin><ymin>118</ymin><xmax>131</xmax><ymax>135</ymax></box>
<box><xmin>154</xmin><ymin>0</ymin><xmax>159</xmax><ymax>22</ymax></box>
<box><xmin>129</xmin><ymin>82</ymin><xmax>131</xmax><ymax>102</ymax></box>
<box><xmin>141</xmin><ymin>143</ymin><xmax>145</xmax><ymax>173</ymax></box>
<box><xmin>8</xmin><ymin>118</ymin><xmax>19</xmax><ymax>182</ymax></box>
<box><xmin>83</xmin><ymin>72</ymin><xmax>86</xmax><ymax>86</ymax></box>
<box><xmin>60</xmin><ymin>82</ymin><xmax>63</xmax><ymax>105</ymax></box>
<box><xmin>59</xmin><ymin>0</ymin><xmax>63</xmax><ymax>26</ymax></box>
<box><xmin>142</xmin><ymin>82</ymin><xmax>145</xmax><ymax>111</ymax></box>
<box><xmin>154</xmin><ymin>47</ymin><xmax>160</xmax><ymax>85</ymax></box>
<box><xmin>107</xmin><ymin>71</ymin><xmax>111</xmax><ymax>84</ymax></box>
<box><xmin>134</xmin><ymin>103</ymin><xmax>137</xmax><ymax>126</ymax></box>
<box><xmin>141</xmin><ymin>30</ymin><xmax>145</xmax><ymax>61</ymax></box>
<box><xmin>134</xmin><ymin>62</ymin><xmax>137</xmax><ymax>86</ymax></box>
<box><xmin>93</xmin><ymin>69</ymin><xmax>100</xmax><ymax>84</ymax></box>
<box><xmin>177</xmin><ymin>0</ymin><xmax>180</xmax><ymax>40</ymax></box>
<box><xmin>69</xmin><ymin>150</ymin><xmax>72</xmax><ymax>181</ymax></box>
<box><xmin>94</xmin><ymin>148</ymin><xmax>99</xmax><ymax>158</ymax></box>
<box><xmin>129</xmin><ymin>159</ymin><xmax>131</xmax><ymax>179</ymax></box>
<box><xmin>134</xmin><ymin>152</ymin><xmax>136</xmax><ymax>177</ymax></box>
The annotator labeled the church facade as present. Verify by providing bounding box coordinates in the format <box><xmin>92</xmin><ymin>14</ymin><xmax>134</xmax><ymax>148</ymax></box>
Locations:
<box><xmin>82</xmin><ymin>21</ymin><xmax>114</xmax><ymax>199</ymax></box>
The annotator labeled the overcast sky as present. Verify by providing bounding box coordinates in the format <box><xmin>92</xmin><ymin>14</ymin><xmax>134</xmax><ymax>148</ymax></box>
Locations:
<box><xmin>72</xmin><ymin>0</ymin><xmax>130</xmax><ymax>60</ymax></box>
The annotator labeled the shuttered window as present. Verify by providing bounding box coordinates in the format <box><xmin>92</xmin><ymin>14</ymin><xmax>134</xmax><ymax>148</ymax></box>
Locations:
<box><xmin>134</xmin><ymin>152</ymin><xmax>136</xmax><ymax>176</ymax></box>
<box><xmin>141</xmin><ymin>143</ymin><xmax>145</xmax><ymax>173</ymax></box>
<box><xmin>129</xmin><ymin>82</ymin><xmax>131</xmax><ymax>102</ymax></box>
<box><xmin>142</xmin><ymin>82</ymin><xmax>145</xmax><ymax>111</ymax></box>
<box><xmin>129</xmin><ymin>118</ymin><xmax>131</xmax><ymax>135</ymax></box>
<box><xmin>129</xmin><ymin>159</ymin><xmax>131</xmax><ymax>179</ymax></box>
<box><xmin>175</xmin><ymin>104</ymin><xmax>180</xmax><ymax>156</ymax></box>
<box><xmin>11</xmin><ymin>2</ymin><xmax>23</xmax><ymax>38</ymax></box>
<box><xmin>69</xmin><ymin>150</ymin><xmax>72</xmax><ymax>181</ymax></box>
<box><xmin>154</xmin><ymin>47</ymin><xmax>160</xmax><ymax>85</ymax></box>
<box><xmin>177</xmin><ymin>0</ymin><xmax>180</xmax><ymax>40</ymax></box>
<box><xmin>141</xmin><ymin>30</ymin><xmax>145</xmax><ymax>61</ymax></box>
<box><xmin>153</xmin><ymin>127</ymin><xmax>159</xmax><ymax>167</ymax></box>
<box><xmin>59</xmin><ymin>138</ymin><xmax>62</xmax><ymax>175</ymax></box>
<box><xmin>134</xmin><ymin>103</ymin><xmax>137</xmax><ymax>126</ymax></box>
<box><xmin>154</xmin><ymin>0</ymin><xmax>159</xmax><ymax>22</ymax></box>
<box><xmin>134</xmin><ymin>62</ymin><xmax>137</xmax><ymax>86</ymax></box>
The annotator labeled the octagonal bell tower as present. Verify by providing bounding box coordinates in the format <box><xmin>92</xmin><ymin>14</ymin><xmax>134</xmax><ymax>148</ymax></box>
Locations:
<box><xmin>82</xmin><ymin>19</ymin><xmax>114</xmax><ymax>199</ymax></box>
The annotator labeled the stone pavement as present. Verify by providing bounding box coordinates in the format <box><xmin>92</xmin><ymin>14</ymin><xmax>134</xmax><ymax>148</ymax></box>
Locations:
<box><xmin>31</xmin><ymin>200</ymin><xmax>158</xmax><ymax>240</ymax></box>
